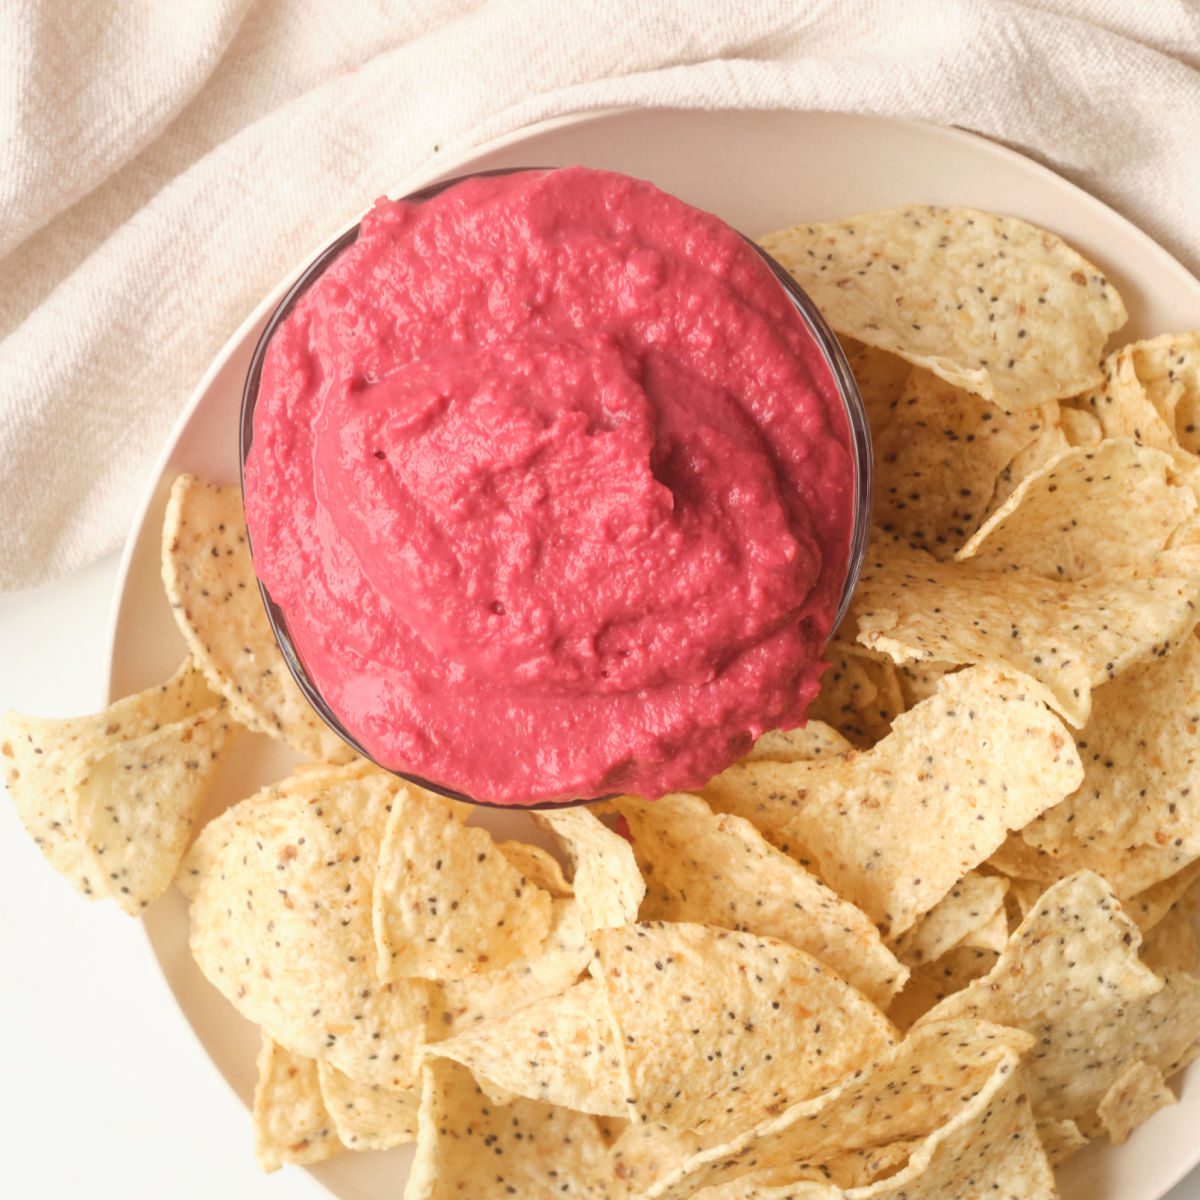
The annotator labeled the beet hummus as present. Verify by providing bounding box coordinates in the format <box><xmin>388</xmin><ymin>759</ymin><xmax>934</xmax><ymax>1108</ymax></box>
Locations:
<box><xmin>243</xmin><ymin>167</ymin><xmax>855</xmax><ymax>804</ymax></box>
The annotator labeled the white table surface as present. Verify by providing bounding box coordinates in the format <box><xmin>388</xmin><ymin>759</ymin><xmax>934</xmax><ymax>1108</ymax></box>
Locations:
<box><xmin>2</xmin><ymin>554</ymin><xmax>1199</xmax><ymax>1200</ymax></box>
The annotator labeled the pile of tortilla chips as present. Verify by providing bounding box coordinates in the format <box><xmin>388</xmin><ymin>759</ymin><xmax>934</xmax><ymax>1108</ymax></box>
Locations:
<box><xmin>5</xmin><ymin>204</ymin><xmax>1200</xmax><ymax>1198</ymax></box>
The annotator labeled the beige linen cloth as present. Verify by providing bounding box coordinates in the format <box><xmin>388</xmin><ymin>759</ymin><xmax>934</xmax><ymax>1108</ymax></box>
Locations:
<box><xmin>1</xmin><ymin>0</ymin><xmax>1198</xmax><ymax>591</ymax></box>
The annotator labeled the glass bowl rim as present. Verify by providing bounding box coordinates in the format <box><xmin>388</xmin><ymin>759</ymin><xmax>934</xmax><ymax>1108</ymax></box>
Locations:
<box><xmin>239</xmin><ymin>165</ymin><xmax>873</xmax><ymax>809</ymax></box>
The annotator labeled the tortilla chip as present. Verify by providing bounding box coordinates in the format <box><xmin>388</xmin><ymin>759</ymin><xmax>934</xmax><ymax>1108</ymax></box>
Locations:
<box><xmin>958</xmin><ymin>905</ymin><xmax>1010</xmax><ymax>953</ymax></box>
<box><xmin>533</xmin><ymin>807</ymin><xmax>644</xmax><ymax>932</ymax></box>
<box><xmin>429</xmin><ymin>896</ymin><xmax>594</xmax><ymax>1038</ymax></box>
<box><xmin>407</xmin><ymin>1058</ymin><xmax>621</xmax><ymax>1200</ymax></box>
<box><xmin>69</xmin><ymin>706</ymin><xmax>234</xmax><ymax>914</ymax></box>
<box><xmin>850</xmin><ymin>535</ymin><xmax>1200</xmax><ymax>727</ymax></box>
<box><xmin>704</xmin><ymin>723</ymin><xmax>852</xmax><ymax>848</ymax></box>
<box><xmin>869</xmin><ymin>368</ymin><xmax>1060</xmax><ymax>558</ymax></box>
<box><xmin>886</xmin><ymin>946</ymin><xmax>1000</xmax><ymax>1031</ymax></box>
<box><xmin>957</xmin><ymin>439</ymin><xmax>1197</xmax><ymax>579</ymax></box>
<box><xmin>161</xmin><ymin>473</ymin><xmax>350</xmax><ymax>762</ymax></box>
<box><xmin>1</xmin><ymin>659</ymin><xmax>216</xmax><ymax>897</ymax></box>
<box><xmin>823</xmin><ymin>1140</ymin><xmax>922</xmax><ymax>1189</ymax></box>
<box><xmin>1096</xmin><ymin>1060</ymin><xmax>1177</xmax><ymax>1145</ymax></box>
<box><xmin>499</xmin><ymin>840</ymin><xmax>573</xmax><ymax>897</ymax></box>
<box><xmin>890</xmin><ymin>872</ymin><xmax>1009</xmax><ymax>967</ymax></box>
<box><xmin>1129</xmin><ymin>861</ymin><xmax>1200</xmax><ymax>931</ymax></box>
<box><xmin>1060</xmin><ymin>406</ymin><xmax>1104</xmax><ymax>447</ymax></box>
<box><xmin>373</xmin><ymin>786</ymin><xmax>552</xmax><ymax>981</ymax></box>
<box><xmin>1019</xmin><ymin>633</ymin><xmax>1200</xmax><ymax>896</ymax></box>
<box><xmin>1141</xmin><ymin>903</ymin><xmax>1199</xmax><ymax>975</ymax></box>
<box><xmin>1072</xmin><ymin>332</ymin><xmax>1200</xmax><ymax>459</ymax></box>
<box><xmin>895</xmin><ymin>660</ymin><xmax>958</xmax><ymax>708</ymax></box>
<box><xmin>738</xmin><ymin>722</ymin><xmax>854</xmax><ymax>765</ymax></box>
<box><xmin>611</xmin><ymin>1121</ymin><xmax>707</xmax><ymax>1195</ymax></box>
<box><xmin>841</xmin><ymin>336</ymin><xmax>912</xmax><ymax>432</ymax></box>
<box><xmin>428</xmin><ymin>977</ymin><xmax>626</xmax><ymax>1117</ymax></box>
<box><xmin>316</xmin><ymin>1060</ymin><xmax>419</xmax><ymax>1150</ymax></box>
<box><xmin>184</xmin><ymin>770</ymin><xmax>431</xmax><ymax>1087</ymax></box>
<box><xmin>915</xmin><ymin>871</ymin><xmax>1200</xmax><ymax>1133</ymax></box>
<box><xmin>616</xmin><ymin>792</ymin><xmax>907</xmax><ymax>1007</ymax></box>
<box><xmin>1037</xmin><ymin>1117</ymin><xmax>1089</xmax><ymax>1166</ymax></box>
<box><xmin>992</xmin><ymin>422</ymin><xmax>1071</xmax><ymax>509</ymax></box>
<box><xmin>252</xmin><ymin>1034</ymin><xmax>342</xmax><ymax>1172</ymax></box>
<box><xmin>646</xmin><ymin>1020</ymin><xmax>1032</xmax><ymax>1200</ymax></box>
<box><xmin>760</xmin><ymin>206</ymin><xmax>1126</xmax><ymax>411</ymax></box>
<box><xmin>808</xmin><ymin>641</ymin><xmax>905</xmax><ymax>747</ymax></box>
<box><xmin>788</xmin><ymin>666</ymin><xmax>1081</xmax><ymax>936</ymax></box>
<box><xmin>593</xmin><ymin>922</ymin><xmax>896</xmax><ymax>1138</ymax></box>
<box><xmin>863</xmin><ymin>1068</ymin><xmax>1053</xmax><ymax>1199</ymax></box>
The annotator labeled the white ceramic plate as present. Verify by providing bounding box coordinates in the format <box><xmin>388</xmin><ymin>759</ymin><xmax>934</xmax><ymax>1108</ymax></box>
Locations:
<box><xmin>107</xmin><ymin>108</ymin><xmax>1200</xmax><ymax>1200</ymax></box>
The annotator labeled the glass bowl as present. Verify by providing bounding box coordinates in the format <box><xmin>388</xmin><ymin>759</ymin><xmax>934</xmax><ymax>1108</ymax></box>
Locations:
<box><xmin>240</xmin><ymin>167</ymin><xmax>873</xmax><ymax>808</ymax></box>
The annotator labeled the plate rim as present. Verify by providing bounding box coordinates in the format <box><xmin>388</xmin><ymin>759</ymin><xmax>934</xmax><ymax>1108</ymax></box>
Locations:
<box><xmin>102</xmin><ymin>103</ymin><xmax>1200</xmax><ymax>1200</ymax></box>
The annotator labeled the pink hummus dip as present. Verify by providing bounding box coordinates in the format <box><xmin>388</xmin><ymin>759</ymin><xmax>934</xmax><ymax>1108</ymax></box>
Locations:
<box><xmin>244</xmin><ymin>167</ymin><xmax>854</xmax><ymax>805</ymax></box>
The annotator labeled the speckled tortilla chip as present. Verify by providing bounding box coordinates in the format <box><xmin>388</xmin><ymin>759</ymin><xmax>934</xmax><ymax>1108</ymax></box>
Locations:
<box><xmin>869</xmin><ymin>368</ymin><xmax>1060</xmax><ymax>558</ymax></box>
<box><xmin>991</xmin><ymin>421</ymin><xmax>1071</xmax><ymax>509</ymax></box>
<box><xmin>824</xmin><ymin>1140</ymin><xmax>923</xmax><ymax>1189</ymax></box>
<box><xmin>886</xmin><ymin>946</ymin><xmax>1000</xmax><ymax>1031</ymax></box>
<box><xmin>593</xmin><ymin>922</ymin><xmax>896</xmax><ymax>1138</ymax></box>
<box><xmin>407</xmin><ymin>1058</ymin><xmax>621</xmax><ymax>1200</ymax></box>
<box><xmin>252</xmin><ymin>1035</ymin><xmax>342</xmax><ymax>1172</ymax></box>
<box><xmin>1038</xmin><ymin>1118</ymin><xmax>1089</xmax><ymax>1166</ymax></box>
<box><xmin>68</xmin><ymin>703</ymin><xmax>234</xmax><ymax>914</ymax></box>
<box><xmin>161</xmin><ymin>473</ymin><xmax>351</xmax><ymax>762</ymax></box>
<box><xmin>840</xmin><ymin>336</ymin><xmax>912</xmax><ymax>432</ymax></box>
<box><xmin>646</xmin><ymin>1021</ymin><xmax>1032</xmax><ymax>1200</ymax></box>
<box><xmin>957</xmin><ymin>439</ymin><xmax>1198</xmax><ymax>579</ymax></box>
<box><xmin>986</xmin><ymin>834</ymin><xmax>1064</xmax><ymax>886</ymax></box>
<box><xmin>1141</xmin><ymin>904</ymin><xmax>1199</xmax><ymax>975</ymax></box>
<box><xmin>808</xmin><ymin>641</ymin><xmax>905</xmax><ymax>747</ymax></box>
<box><xmin>890</xmin><ymin>872</ymin><xmax>1009</xmax><ymax>967</ymax></box>
<box><xmin>610</xmin><ymin>1121</ymin><xmax>707</xmax><ymax>1196</ymax></box>
<box><xmin>895</xmin><ymin>660</ymin><xmax>958</xmax><ymax>708</ymax></box>
<box><xmin>788</xmin><ymin>666</ymin><xmax>1081</xmax><ymax>936</ymax></box>
<box><xmin>859</xmin><ymin>1066</ymin><xmax>1053</xmax><ymax>1199</ymax></box>
<box><xmin>616</xmin><ymin>792</ymin><xmax>907</xmax><ymax>1007</ymax></box>
<box><xmin>1071</xmin><ymin>332</ymin><xmax>1200</xmax><ymax>459</ymax></box>
<box><xmin>183</xmin><ymin>770</ymin><xmax>431</xmax><ymax>1087</ymax></box>
<box><xmin>428</xmin><ymin>978</ymin><xmax>626</xmax><ymax>1117</ymax></box>
<box><xmin>533</xmin><ymin>807</ymin><xmax>644</xmax><ymax>932</ymax></box>
<box><xmin>959</xmin><ymin>905</ymin><xmax>1010</xmax><ymax>953</ymax></box>
<box><xmin>1144</xmin><ymin>334</ymin><xmax>1200</xmax><ymax>456</ymax></box>
<box><xmin>1018</xmin><ymin>635</ymin><xmax>1200</xmax><ymax>896</ymax></box>
<box><xmin>1</xmin><ymin>659</ymin><xmax>216</xmax><ymax>897</ymax></box>
<box><xmin>499</xmin><ymin>840</ymin><xmax>573</xmax><ymax>897</ymax></box>
<box><xmin>1060</xmin><ymin>405</ymin><xmax>1104</xmax><ymax>447</ymax></box>
<box><xmin>738</xmin><ymin>722</ymin><xmax>854</xmax><ymax>765</ymax></box>
<box><xmin>316</xmin><ymin>1060</ymin><xmax>419</xmax><ymax>1151</ymax></box>
<box><xmin>851</xmin><ymin>535</ymin><xmax>1200</xmax><ymax>727</ymax></box>
<box><xmin>704</xmin><ymin>723</ymin><xmax>852</xmax><ymax>848</ymax></box>
<box><xmin>760</xmin><ymin>206</ymin><xmax>1126</xmax><ymax>411</ymax></box>
<box><xmin>915</xmin><ymin>871</ymin><xmax>1200</xmax><ymax>1135</ymax></box>
<box><xmin>428</xmin><ymin>896</ymin><xmax>593</xmax><ymax>1038</ymax></box>
<box><xmin>1129</xmin><ymin>861</ymin><xmax>1200</xmax><ymax>931</ymax></box>
<box><xmin>1097</xmin><ymin>1061</ymin><xmax>1176</xmax><ymax>1145</ymax></box>
<box><xmin>373</xmin><ymin>786</ymin><xmax>552</xmax><ymax>981</ymax></box>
